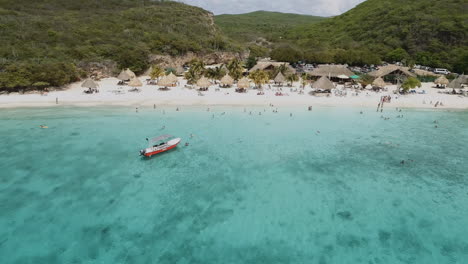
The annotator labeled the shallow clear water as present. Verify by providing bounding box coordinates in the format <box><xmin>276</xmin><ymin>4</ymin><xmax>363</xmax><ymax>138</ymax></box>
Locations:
<box><xmin>1</xmin><ymin>106</ymin><xmax>468</xmax><ymax>264</ymax></box>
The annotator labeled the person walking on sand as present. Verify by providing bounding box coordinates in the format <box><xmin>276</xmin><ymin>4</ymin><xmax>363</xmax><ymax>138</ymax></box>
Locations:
<box><xmin>56</xmin><ymin>97</ymin><xmax>58</xmax><ymax>104</ymax></box>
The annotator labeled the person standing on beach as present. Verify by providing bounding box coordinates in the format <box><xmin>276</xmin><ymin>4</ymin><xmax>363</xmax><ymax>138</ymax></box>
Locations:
<box><xmin>56</xmin><ymin>97</ymin><xmax>58</xmax><ymax>104</ymax></box>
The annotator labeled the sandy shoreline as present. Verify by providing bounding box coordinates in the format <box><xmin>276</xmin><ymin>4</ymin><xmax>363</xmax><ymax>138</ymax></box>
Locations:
<box><xmin>1</xmin><ymin>76</ymin><xmax>467</xmax><ymax>110</ymax></box>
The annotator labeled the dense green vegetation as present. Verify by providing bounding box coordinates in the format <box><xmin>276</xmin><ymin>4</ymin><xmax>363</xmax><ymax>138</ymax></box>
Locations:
<box><xmin>283</xmin><ymin>0</ymin><xmax>468</xmax><ymax>72</ymax></box>
<box><xmin>0</xmin><ymin>0</ymin><xmax>237</xmax><ymax>91</ymax></box>
<box><xmin>215</xmin><ymin>11</ymin><xmax>325</xmax><ymax>43</ymax></box>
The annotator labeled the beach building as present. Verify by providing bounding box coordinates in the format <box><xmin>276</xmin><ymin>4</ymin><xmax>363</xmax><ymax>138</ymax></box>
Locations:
<box><xmin>369</xmin><ymin>65</ymin><xmax>415</xmax><ymax>83</ymax></box>
<box><xmin>309</xmin><ymin>65</ymin><xmax>354</xmax><ymax>82</ymax></box>
<box><xmin>250</xmin><ymin>59</ymin><xmax>296</xmax><ymax>75</ymax></box>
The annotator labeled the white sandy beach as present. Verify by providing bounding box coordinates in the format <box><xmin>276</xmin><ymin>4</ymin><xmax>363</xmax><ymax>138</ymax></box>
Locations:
<box><xmin>0</xmin><ymin>76</ymin><xmax>467</xmax><ymax>109</ymax></box>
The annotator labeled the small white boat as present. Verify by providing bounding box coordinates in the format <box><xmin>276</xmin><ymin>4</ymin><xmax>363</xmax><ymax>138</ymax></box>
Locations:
<box><xmin>140</xmin><ymin>135</ymin><xmax>181</xmax><ymax>157</ymax></box>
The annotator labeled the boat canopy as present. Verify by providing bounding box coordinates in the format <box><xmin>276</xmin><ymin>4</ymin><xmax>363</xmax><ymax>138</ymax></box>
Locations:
<box><xmin>148</xmin><ymin>134</ymin><xmax>173</xmax><ymax>145</ymax></box>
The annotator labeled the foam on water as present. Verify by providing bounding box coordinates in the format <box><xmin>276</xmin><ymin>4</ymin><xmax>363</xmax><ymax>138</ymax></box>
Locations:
<box><xmin>0</xmin><ymin>106</ymin><xmax>467</xmax><ymax>264</ymax></box>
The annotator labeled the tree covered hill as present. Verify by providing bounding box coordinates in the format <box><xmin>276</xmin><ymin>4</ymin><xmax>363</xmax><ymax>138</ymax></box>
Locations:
<box><xmin>282</xmin><ymin>0</ymin><xmax>468</xmax><ymax>72</ymax></box>
<box><xmin>0</xmin><ymin>0</ymin><xmax>236</xmax><ymax>91</ymax></box>
<box><xmin>215</xmin><ymin>11</ymin><xmax>325</xmax><ymax>44</ymax></box>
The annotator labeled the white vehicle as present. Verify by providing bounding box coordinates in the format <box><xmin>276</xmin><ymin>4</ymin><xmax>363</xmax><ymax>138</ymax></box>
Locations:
<box><xmin>434</xmin><ymin>68</ymin><xmax>450</xmax><ymax>75</ymax></box>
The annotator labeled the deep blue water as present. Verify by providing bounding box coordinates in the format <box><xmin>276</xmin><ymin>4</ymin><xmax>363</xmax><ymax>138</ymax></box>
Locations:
<box><xmin>0</xmin><ymin>106</ymin><xmax>467</xmax><ymax>264</ymax></box>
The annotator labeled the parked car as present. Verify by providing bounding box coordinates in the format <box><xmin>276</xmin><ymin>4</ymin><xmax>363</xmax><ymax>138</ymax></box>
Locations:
<box><xmin>434</xmin><ymin>68</ymin><xmax>450</xmax><ymax>75</ymax></box>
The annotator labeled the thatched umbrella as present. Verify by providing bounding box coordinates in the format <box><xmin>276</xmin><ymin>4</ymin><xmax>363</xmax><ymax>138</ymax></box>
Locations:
<box><xmin>81</xmin><ymin>78</ymin><xmax>98</xmax><ymax>89</ymax></box>
<box><xmin>128</xmin><ymin>77</ymin><xmax>143</xmax><ymax>88</ymax></box>
<box><xmin>117</xmin><ymin>70</ymin><xmax>131</xmax><ymax>81</ymax></box>
<box><xmin>435</xmin><ymin>76</ymin><xmax>449</xmax><ymax>86</ymax></box>
<box><xmin>237</xmin><ymin>77</ymin><xmax>250</xmax><ymax>90</ymax></box>
<box><xmin>274</xmin><ymin>72</ymin><xmax>286</xmax><ymax>84</ymax></box>
<box><xmin>311</xmin><ymin>76</ymin><xmax>334</xmax><ymax>90</ymax></box>
<box><xmin>196</xmin><ymin>76</ymin><xmax>211</xmax><ymax>89</ymax></box>
<box><xmin>220</xmin><ymin>74</ymin><xmax>234</xmax><ymax>87</ymax></box>
<box><xmin>125</xmin><ymin>68</ymin><xmax>136</xmax><ymax>79</ymax></box>
<box><xmin>167</xmin><ymin>72</ymin><xmax>178</xmax><ymax>85</ymax></box>
<box><xmin>372</xmin><ymin>77</ymin><xmax>386</xmax><ymax>88</ymax></box>
<box><xmin>448</xmin><ymin>76</ymin><xmax>463</xmax><ymax>89</ymax></box>
<box><xmin>158</xmin><ymin>76</ymin><xmax>172</xmax><ymax>88</ymax></box>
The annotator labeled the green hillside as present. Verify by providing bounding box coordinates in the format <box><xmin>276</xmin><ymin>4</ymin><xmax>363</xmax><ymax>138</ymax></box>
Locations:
<box><xmin>283</xmin><ymin>0</ymin><xmax>467</xmax><ymax>72</ymax></box>
<box><xmin>215</xmin><ymin>11</ymin><xmax>325</xmax><ymax>44</ymax></box>
<box><xmin>0</xmin><ymin>0</ymin><xmax>236</xmax><ymax>91</ymax></box>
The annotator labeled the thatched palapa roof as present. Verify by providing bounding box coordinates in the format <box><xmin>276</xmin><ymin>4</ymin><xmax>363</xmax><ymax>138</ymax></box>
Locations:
<box><xmin>125</xmin><ymin>68</ymin><xmax>136</xmax><ymax>79</ymax></box>
<box><xmin>448</xmin><ymin>75</ymin><xmax>467</xmax><ymax>89</ymax></box>
<box><xmin>372</xmin><ymin>77</ymin><xmax>386</xmax><ymax>88</ymax></box>
<box><xmin>250</xmin><ymin>61</ymin><xmax>296</xmax><ymax>74</ymax></box>
<box><xmin>434</xmin><ymin>76</ymin><xmax>449</xmax><ymax>85</ymax></box>
<box><xmin>220</xmin><ymin>74</ymin><xmax>234</xmax><ymax>86</ymax></box>
<box><xmin>369</xmin><ymin>65</ymin><xmax>415</xmax><ymax>78</ymax></box>
<box><xmin>128</xmin><ymin>77</ymin><xmax>143</xmax><ymax>87</ymax></box>
<box><xmin>309</xmin><ymin>65</ymin><xmax>354</xmax><ymax>78</ymax></box>
<box><xmin>81</xmin><ymin>78</ymin><xmax>99</xmax><ymax>89</ymax></box>
<box><xmin>312</xmin><ymin>76</ymin><xmax>335</xmax><ymax>90</ymax></box>
<box><xmin>158</xmin><ymin>76</ymin><xmax>172</xmax><ymax>87</ymax></box>
<box><xmin>117</xmin><ymin>70</ymin><xmax>131</xmax><ymax>81</ymax></box>
<box><xmin>167</xmin><ymin>72</ymin><xmax>178</xmax><ymax>84</ymax></box>
<box><xmin>274</xmin><ymin>72</ymin><xmax>286</xmax><ymax>83</ymax></box>
<box><xmin>237</xmin><ymin>77</ymin><xmax>250</xmax><ymax>89</ymax></box>
<box><xmin>196</xmin><ymin>76</ymin><xmax>211</xmax><ymax>88</ymax></box>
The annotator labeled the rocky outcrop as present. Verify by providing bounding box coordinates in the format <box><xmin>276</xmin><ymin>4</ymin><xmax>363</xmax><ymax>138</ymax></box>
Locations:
<box><xmin>147</xmin><ymin>51</ymin><xmax>249</xmax><ymax>72</ymax></box>
<box><xmin>77</xmin><ymin>60</ymin><xmax>118</xmax><ymax>80</ymax></box>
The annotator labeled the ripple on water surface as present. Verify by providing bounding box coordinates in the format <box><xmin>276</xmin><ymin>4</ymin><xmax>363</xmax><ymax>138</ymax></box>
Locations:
<box><xmin>0</xmin><ymin>106</ymin><xmax>467</xmax><ymax>264</ymax></box>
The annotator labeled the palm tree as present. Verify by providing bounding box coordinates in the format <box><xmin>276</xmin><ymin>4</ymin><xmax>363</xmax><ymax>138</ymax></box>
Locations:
<box><xmin>227</xmin><ymin>58</ymin><xmax>244</xmax><ymax>81</ymax></box>
<box><xmin>300</xmin><ymin>73</ymin><xmax>309</xmax><ymax>89</ymax></box>
<box><xmin>190</xmin><ymin>59</ymin><xmax>205</xmax><ymax>76</ymax></box>
<box><xmin>286</xmin><ymin>74</ymin><xmax>299</xmax><ymax>87</ymax></box>
<box><xmin>184</xmin><ymin>68</ymin><xmax>198</xmax><ymax>85</ymax></box>
<box><xmin>150</xmin><ymin>65</ymin><xmax>164</xmax><ymax>80</ymax></box>
<box><xmin>205</xmin><ymin>67</ymin><xmax>226</xmax><ymax>83</ymax></box>
<box><xmin>249</xmin><ymin>70</ymin><xmax>269</xmax><ymax>89</ymax></box>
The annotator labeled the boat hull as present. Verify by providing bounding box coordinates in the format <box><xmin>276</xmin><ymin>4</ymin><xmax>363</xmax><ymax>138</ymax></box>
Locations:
<box><xmin>141</xmin><ymin>138</ymin><xmax>181</xmax><ymax>157</ymax></box>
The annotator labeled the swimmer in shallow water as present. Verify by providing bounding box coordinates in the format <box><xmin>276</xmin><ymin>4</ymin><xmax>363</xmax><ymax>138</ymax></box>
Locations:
<box><xmin>39</xmin><ymin>125</ymin><xmax>48</xmax><ymax>129</ymax></box>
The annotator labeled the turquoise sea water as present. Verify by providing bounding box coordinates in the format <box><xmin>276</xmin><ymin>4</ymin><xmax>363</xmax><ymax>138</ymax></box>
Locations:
<box><xmin>0</xmin><ymin>106</ymin><xmax>468</xmax><ymax>264</ymax></box>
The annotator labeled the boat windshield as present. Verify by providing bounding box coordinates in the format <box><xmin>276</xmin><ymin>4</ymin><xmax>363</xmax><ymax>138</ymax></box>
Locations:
<box><xmin>147</xmin><ymin>134</ymin><xmax>174</xmax><ymax>147</ymax></box>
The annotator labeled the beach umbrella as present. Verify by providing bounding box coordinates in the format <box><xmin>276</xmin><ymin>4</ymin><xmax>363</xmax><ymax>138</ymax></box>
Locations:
<box><xmin>220</xmin><ymin>74</ymin><xmax>234</xmax><ymax>86</ymax></box>
<box><xmin>372</xmin><ymin>77</ymin><xmax>386</xmax><ymax>88</ymax></box>
<box><xmin>81</xmin><ymin>78</ymin><xmax>98</xmax><ymax>89</ymax></box>
<box><xmin>158</xmin><ymin>76</ymin><xmax>172</xmax><ymax>88</ymax></box>
<box><xmin>196</xmin><ymin>76</ymin><xmax>212</xmax><ymax>88</ymax></box>
<box><xmin>311</xmin><ymin>76</ymin><xmax>334</xmax><ymax>90</ymax></box>
<box><xmin>274</xmin><ymin>72</ymin><xmax>286</xmax><ymax>84</ymax></box>
<box><xmin>337</xmin><ymin>74</ymin><xmax>349</xmax><ymax>79</ymax></box>
<box><xmin>125</xmin><ymin>68</ymin><xmax>136</xmax><ymax>79</ymax></box>
<box><xmin>237</xmin><ymin>77</ymin><xmax>250</xmax><ymax>89</ymax></box>
<box><xmin>435</xmin><ymin>76</ymin><xmax>449</xmax><ymax>86</ymax></box>
<box><xmin>167</xmin><ymin>72</ymin><xmax>178</xmax><ymax>84</ymax></box>
<box><xmin>128</xmin><ymin>77</ymin><xmax>143</xmax><ymax>88</ymax></box>
<box><xmin>117</xmin><ymin>70</ymin><xmax>131</xmax><ymax>81</ymax></box>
